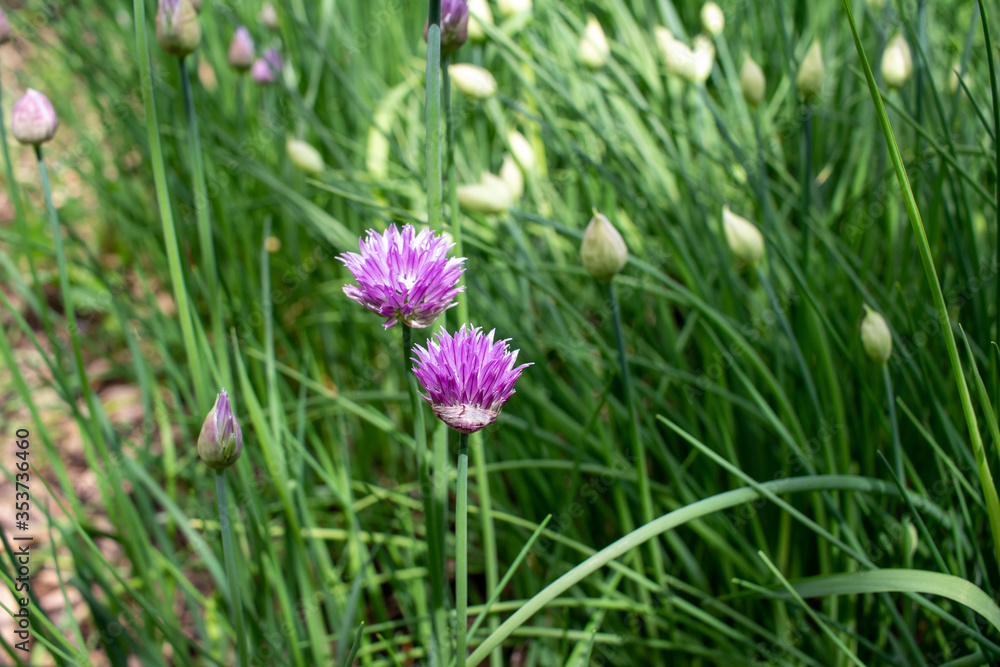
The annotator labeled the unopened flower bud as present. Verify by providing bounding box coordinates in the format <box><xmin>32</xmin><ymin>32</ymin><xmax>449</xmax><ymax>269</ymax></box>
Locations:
<box><xmin>580</xmin><ymin>210</ymin><xmax>628</xmax><ymax>281</ymax></box>
<box><xmin>797</xmin><ymin>40</ymin><xmax>825</xmax><ymax>100</ymax></box>
<box><xmin>198</xmin><ymin>390</ymin><xmax>244</xmax><ymax>470</ymax></box>
<box><xmin>458</xmin><ymin>173</ymin><xmax>512</xmax><ymax>214</ymax></box>
<box><xmin>251</xmin><ymin>58</ymin><xmax>275</xmax><ymax>84</ymax></box>
<box><xmin>740</xmin><ymin>54</ymin><xmax>766</xmax><ymax>106</ymax></box>
<box><xmin>700</xmin><ymin>2</ymin><xmax>725</xmax><ymax>36</ymax></box>
<box><xmin>260</xmin><ymin>2</ymin><xmax>279</xmax><ymax>30</ymax></box>
<box><xmin>499</xmin><ymin>153</ymin><xmax>524</xmax><ymax>200</ymax></box>
<box><xmin>498</xmin><ymin>0</ymin><xmax>531</xmax><ymax>18</ymax></box>
<box><xmin>860</xmin><ymin>306</ymin><xmax>892</xmax><ymax>364</ymax></box>
<box><xmin>656</xmin><ymin>27</ymin><xmax>714</xmax><ymax>83</ymax></box>
<box><xmin>508</xmin><ymin>130</ymin><xmax>535</xmax><ymax>172</ymax></box>
<box><xmin>449</xmin><ymin>63</ymin><xmax>497</xmax><ymax>99</ymax></box>
<box><xmin>287</xmin><ymin>139</ymin><xmax>324</xmax><ymax>175</ymax></box>
<box><xmin>881</xmin><ymin>33</ymin><xmax>912</xmax><ymax>89</ymax></box>
<box><xmin>578</xmin><ymin>15</ymin><xmax>610</xmax><ymax>69</ymax></box>
<box><xmin>722</xmin><ymin>206</ymin><xmax>764</xmax><ymax>266</ymax></box>
<box><xmin>425</xmin><ymin>0</ymin><xmax>469</xmax><ymax>56</ymax></box>
<box><xmin>227</xmin><ymin>27</ymin><xmax>255</xmax><ymax>72</ymax></box>
<box><xmin>0</xmin><ymin>8</ymin><xmax>12</xmax><ymax>45</ymax></box>
<box><xmin>156</xmin><ymin>0</ymin><xmax>201</xmax><ymax>57</ymax></box>
<box><xmin>467</xmin><ymin>0</ymin><xmax>493</xmax><ymax>42</ymax></box>
<box><xmin>11</xmin><ymin>89</ymin><xmax>59</xmax><ymax>146</ymax></box>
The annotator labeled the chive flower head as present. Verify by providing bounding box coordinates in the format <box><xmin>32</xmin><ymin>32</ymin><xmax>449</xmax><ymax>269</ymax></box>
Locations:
<box><xmin>412</xmin><ymin>325</ymin><xmax>531</xmax><ymax>433</ymax></box>
<box><xmin>338</xmin><ymin>224</ymin><xmax>466</xmax><ymax>329</ymax></box>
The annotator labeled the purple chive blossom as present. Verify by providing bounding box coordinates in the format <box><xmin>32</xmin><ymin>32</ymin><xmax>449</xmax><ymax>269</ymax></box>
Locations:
<box><xmin>412</xmin><ymin>325</ymin><xmax>531</xmax><ymax>433</ymax></box>
<box><xmin>338</xmin><ymin>224</ymin><xmax>465</xmax><ymax>329</ymax></box>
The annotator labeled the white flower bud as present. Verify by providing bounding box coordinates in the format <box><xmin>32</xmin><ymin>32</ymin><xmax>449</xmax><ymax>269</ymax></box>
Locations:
<box><xmin>700</xmin><ymin>2</ymin><xmax>725</xmax><ymax>36</ymax></box>
<box><xmin>449</xmin><ymin>63</ymin><xmax>498</xmax><ymax>99</ymax></box>
<box><xmin>722</xmin><ymin>206</ymin><xmax>764</xmax><ymax>266</ymax></box>
<box><xmin>881</xmin><ymin>33</ymin><xmax>913</xmax><ymax>89</ymax></box>
<box><xmin>508</xmin><ymin>130</ymin><xmax>536</xmax><ymax>173</ymax></box>
<box><xmin>655</xmin><ymin>28</ymin><xmax>715</xmax><ymax>84</ymax></box>
<box><xmin>578</xmin><ymin>15</ymin><xmax>610</xmax><ymax>69</ymax></box>
<box><xmin>498</xmin><ymin>0</ymin><xmax>531</xmax><ymax>18</ymax></box>
<box><xmin>286</xmin><ymin>139</ymin><xmax>324</xmax><ymax>175</ymax></box>
<box><xmin>468</xmin><ymin>0</ymin><xmax>493</xmax><ymax>42</ymax></box>
<box><xmin>458</xmin><ymin>173</ymin><xmax>512</xmax><ymax>214</ymax></box>
<box><xmin>860</xmin><ymin>306</ymin><xmax>892</xmax><ymax>364</ymax></box>
<box><xmin>499</xmin><ymin>153</ymin><xmax>524</xmax><ymax>200</ymax></box>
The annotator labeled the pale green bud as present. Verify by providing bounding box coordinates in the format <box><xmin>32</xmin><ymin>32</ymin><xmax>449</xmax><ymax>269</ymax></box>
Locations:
<box><xmin>722</xmin><ymin>206</ymin><xmax>764</xmax><ymax>266</ymax></box>
<box><xmin>498</xmin><ymin>0</ymin><xmax>531</xmax><ymax>18</ymax></box>
<box><xmin>740</xmin><ymin>54</ymin><xmax>766</xmax><ymax>106</ymax></box>
<box><xmin>580</xmin><ymin>210</ymin><xmax>628</xmax><ymax>281</ymax></box>
<box><xmin>797</xmin><ymin>40</ymin><xmax>825</xmax><ymax>100</ymax></box>
<box><xmin>468</xmin><ymin>0</ymin><xmax>493</xmax><ymax>42</ymax></box>
<box><xmin>860</xmin><ymin>306</ymin><xmax>892</xmax><ymax>364</ymax></box>
<box><xmin>449</xmin><ymin>63</ymin><xmax>498</xmax><ymax>99</ymax></box>
<box><xmin>881</xmin><ymin>33</ymin><xmax>913</xmax><ymax>89</ymax></box>
<box><xmin>508</xmin><ymin>130</ymin><xmax>536</xmax><ymax>173</ymax></box>
<box><xmin>499</xmin><ymin>153</ymin><xmax>524</xmax><ymax>200</ymax></box>
<box><xmin>578</xmin><ymin>15</ymin><xmax>610</xmax><ymax>69</ymax></box>
<box><xmin>287</xmin><ymin>139</ymin><xmax>324</xmax><ymax>175</ymax></box>
<box><xmin>701</xmin><ymin>2</ymin><xmax>725</xmax><ymax>36</ymax></box>
<box><xmin>458</xmin><ymin>173</ymin><xmax>512</xmax><ymax>214</ymax></box>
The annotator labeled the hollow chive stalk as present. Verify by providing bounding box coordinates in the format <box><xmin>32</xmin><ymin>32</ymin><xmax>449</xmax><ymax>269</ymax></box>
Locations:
<box><xmin>179</xmin><ymin>56</ymin><xmax>230</xmax><ymax>388</ymax></box>
<box><xmin>215</xmin><ymin>470</ymin><xmax>249</xmax><ymax>667</ymax></box>
<box><xmin>607</xmin><ymin>281</ymin><xmax>667</xmax><ymax>589</ymax></box>
<box><xmin>403</xmin><ymin>324</ymin><xmax>445</xmax><ymax>666</ymax></box>
<box><xmin>425</xmin><ymin>2</ymin><xmax>449</xmax><ymax>663</ymax></box>
<box><xmin>455</xmin><ymin>431</ymin><xmax>470</xmax><ymax>662</ymax></box>
<box><xmin>133</xmin><ymin>0</ymin><xmax>206</xmax><ymax>410</ymax></box>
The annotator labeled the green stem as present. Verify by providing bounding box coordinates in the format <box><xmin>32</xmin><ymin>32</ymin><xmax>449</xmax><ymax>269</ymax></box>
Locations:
<box><xmin>404</xmin><ymin>324</ymin><xmax>444</xmax><ymax>665</ymax></box>
<box><xmin>36</xmin><ymin>146</ymin><xmax>91</xmax><ymax>419</ymax></box>
<box><xmin>800</xmin><ymin>105</ymin><xmax>813</xmax><ymax>265</ymax></box>
<box><xmin>215</xmin><ymin>471</ymin><xmax>249</xmax><ymax>667</ymax></box>
<box><xmin>607</xmin><ymin>281</ymin><xmax>665</xmax><ymax>587</ymax></box>
<box><xmin>180</xmin><ymin>56</ymin><xmax>230</xmax><ymax>388</ymax></box>
<box><xmin>426</xmin><ymin>20</ymin><xmax>443</xmax><ymax>233</ymax></box>
<box><xmin>456</xmin><ymin>432</ymin><xmax>470</xmax><ymax>663</ymax></box>
<box><xmin>0</xmin><ymin>59</ymin><xmax>49</xmax><ymax>336</ymax></box>
<box><xmin>883</xmin><ymin>365</ymin><xmax>903</xmax><ymax>483</ymax></box>
<box><xmin>133</xmin><ymin>0</ymin><xmax>206</xmax><ymax>410</ymax></box>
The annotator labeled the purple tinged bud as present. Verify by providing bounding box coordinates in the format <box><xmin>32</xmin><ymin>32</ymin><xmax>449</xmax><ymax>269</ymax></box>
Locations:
<box><xmin>156</xmin><ymin>0</ymin><xmax>201</xmax><ymax>57</ymax></box>
<box><xmin>264</xmin><ymin>48</ymin><xmax>283</xmax><ymax>74</ymax></box>
<box><xmin>251</xmin><ymin>58</ymin><xmax>276</xmax><ymax>84</ymax></box>
<box><xmin>11</xmin><ymin>89</ymin><xmax>58</xmax><ymax>146</ymax></box>
<box><xmin>198</xmin><ymin>390</ymin><xmax>244</xmax><ymax>470</ymax></box>
<box><xmin>227</xmin><ymin>26</ymin><xmax>255</xmax><ymax>72</ymax></box>
<box><xmin>424</xmin><ymin>0</ymin><xmax>469</xmax><ymax>56</ymax></box>
<box><xmin>0</xmin><ymin>8</ymin><xmax>11</xmax><ymax>46</ymax></box>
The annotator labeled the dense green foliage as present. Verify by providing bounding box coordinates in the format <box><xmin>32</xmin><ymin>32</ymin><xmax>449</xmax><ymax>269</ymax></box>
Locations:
<box><xmin>2</xmin><ymin>0</ymin><xmax>1000</xmax><ymax>665</ymax></box>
